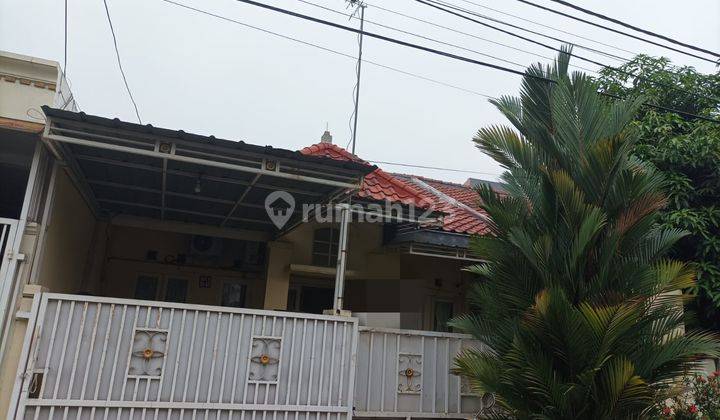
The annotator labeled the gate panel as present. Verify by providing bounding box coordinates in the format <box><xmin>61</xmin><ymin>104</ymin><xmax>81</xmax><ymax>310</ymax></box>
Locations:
<box><xmin>0</xmin><ymin>218</ymin><xmax>20</xmax><ymax>345</ymax></box>
<box><xmin>355</xmin><ymin>327</ymin><xmax>490</xmax><ymax>419</ymax></box>
<box><xmin>15</xmin><ymin>294</ymin><xmax>358</xmax><ymax>420</ymax></box>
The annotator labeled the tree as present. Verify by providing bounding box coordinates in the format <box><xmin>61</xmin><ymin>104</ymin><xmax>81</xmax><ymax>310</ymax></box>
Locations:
<box><xmin>596</xmin><ymin>56</ymin><xmax>720</xmax><ymax>331</ymax></box>
<box><xmin>453</xmin><ymin>48</ymin><xmax>720</xmax><ymax>419</ymax></box>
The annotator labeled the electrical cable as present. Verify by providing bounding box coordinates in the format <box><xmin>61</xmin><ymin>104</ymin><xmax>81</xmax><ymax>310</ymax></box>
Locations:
<box><xmin>299</xmin><ymin>0</ymin><xmax>529</xmax><ymax>72</ymax></box>
<box><xmin>367</xmin><ymin>160</ymin><xmax>501</xmax><ymax>176</ymax></box>
<box><xmin>515</xmin><ymin>0</ymin><xmax>719</xmax><ymax>64</ymax></box>
<box><xmin>159</xmin><ymin>0</ymin><xmax>495</xmax><ymax>100</ymax></box>
<box><xmin>547</xmin><ymin>0</ymin><xmax>720</xmax><ymax>59</ymax></box>
<box><xmin>429</xmin><ymin>0</ymin><xmax>630</xmax><ymax>63</ymax></box>
<box><xmin>417</xmin><ymin>0</ymin><xmax>720</xmax><ymax>104</ymax></box>
<box><xmin>230</xmin><ymin>0</ymin><xmax>720</xmax><ymax>124</ymax></box>
<box><xmin>451</xmin><ymin>0</ymin><xmax>637</xmax><ymax>57</ymax></box>
<box><xmin>363</xmin><ymin>1</ymin><xmax>601</xmax><ymax>76</ymax></box>
<box><xmin>102</xmin><ymin>0</ymin><xmax>142</xmax><ymax>123</ymax></box>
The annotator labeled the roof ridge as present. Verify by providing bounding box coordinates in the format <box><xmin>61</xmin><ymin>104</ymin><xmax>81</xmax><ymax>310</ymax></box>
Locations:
<box><xmin>409</xmin><ymin>177</ymin><xmax>488</xmax><ymax>220</ymax></box>
<box><xmin>390</xmin><ymin>172</ymin><xmax>468</xmax><ymax>188</ymax></box>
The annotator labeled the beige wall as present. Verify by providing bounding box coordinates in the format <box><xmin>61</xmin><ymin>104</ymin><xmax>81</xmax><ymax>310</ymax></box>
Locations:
<box><xmin>0</xmin><ymin>51</ymin><xmax>58</xmax><ymax>123</ymax></box>
<box><xmin>34</xmin><ymin>169</ymin><xmax>96</xmax><ymax>293</ymax></box>
<box><xmin>278</xmin><ymin>221</ymin><xmax>471</xmax><ymax>328</ymax></box>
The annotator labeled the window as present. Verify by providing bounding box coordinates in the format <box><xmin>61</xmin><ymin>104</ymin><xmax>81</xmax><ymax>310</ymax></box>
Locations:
<box><xmin>433</xmin><ymin>300</ymin><xmax>454</xmax><ymax>332</ymax></box>
<box><xmin>222</xmin><ymin>281</ymin><xmax>247</xmax><ymax>308</ymax></box>
<box><xmin>134</xmin><ymin>275</ymin><xmax>159</xmax><ymax>301</ymax></box>
<box><xmin>164</xmin><ymin>277</ymin><xmax>188</xmax><ymax>303</ymax></box>
<box><xmin>312</xmin><ymin>227</ymin><xmax>339</xmax><ymax>267</ymax></box>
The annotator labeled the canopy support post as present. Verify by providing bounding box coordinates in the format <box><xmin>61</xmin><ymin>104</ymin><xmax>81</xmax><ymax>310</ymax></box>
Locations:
<box><xmin>332</xmin><ymin>203</ymin><xmax>350</xmax><ymax>312</ymax></box>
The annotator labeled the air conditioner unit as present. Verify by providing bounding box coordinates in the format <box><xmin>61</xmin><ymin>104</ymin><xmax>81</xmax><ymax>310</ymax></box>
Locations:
<box><xmin>189</xmin><ymin>235</ymin><xmax>223</xmax><ymax>256</ymax></box>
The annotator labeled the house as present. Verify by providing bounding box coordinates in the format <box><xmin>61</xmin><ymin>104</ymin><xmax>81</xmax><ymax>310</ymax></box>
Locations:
<box><xmin>0</xmin><ymin>51</ymin><xmax>496</xmax><ymax>419</ymax></box>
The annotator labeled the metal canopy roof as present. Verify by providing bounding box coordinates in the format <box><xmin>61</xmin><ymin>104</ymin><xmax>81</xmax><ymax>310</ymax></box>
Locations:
<box><xmin>41</xmin><ymin>107</ymin><xmax>374</xmax><ymax>235</ymax></box>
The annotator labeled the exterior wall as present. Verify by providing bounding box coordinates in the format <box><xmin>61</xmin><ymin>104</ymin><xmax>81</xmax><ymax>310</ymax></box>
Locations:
<box><xmin>264</xmin><ymin>241</ymin><xmax>293</xmax><ymax>310</ymax></box>
<box><xmin>0</xmin><ymin>51</ymin><xmax>58</xmax><ymax>123</ymax></box>
<box><xmin>33</xmin><ymin>168</ymin><xmax>96</xmax><ymax>293</ymax></box>
<box><xmin>279</xmin><ymin>221</ymin><xmax>472</xmax><ymax>329</ymax></box>
<box><xmin>99</xmin><ymin>225</ymin><xmax>267</xmax><ymax>309</ymax></box>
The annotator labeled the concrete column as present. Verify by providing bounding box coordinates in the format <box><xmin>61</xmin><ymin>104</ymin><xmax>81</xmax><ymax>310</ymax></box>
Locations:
<box><xmin>263</xmin><ymin>241</ymin><xmax>293</xmax><ymax>311</ymax></box>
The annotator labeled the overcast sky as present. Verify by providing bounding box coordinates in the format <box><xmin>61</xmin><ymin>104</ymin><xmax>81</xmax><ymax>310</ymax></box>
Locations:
<box><xmin>2</xmin><ymin>0</ymin><xmax>719</xmax><ymax>182</ymax></box>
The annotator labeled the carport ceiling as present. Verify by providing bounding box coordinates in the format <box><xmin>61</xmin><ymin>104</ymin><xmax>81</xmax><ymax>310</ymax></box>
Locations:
<box><xmin>41</xmin><ymin>107</ymin><xmax>374</xmax><ymax>233</ymax></box>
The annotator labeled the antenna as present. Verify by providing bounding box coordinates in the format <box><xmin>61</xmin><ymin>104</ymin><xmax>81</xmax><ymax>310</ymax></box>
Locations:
<box><xmin>346</xmin><ymin>0</ymin><xmax>366</xmax><ymax>155</ymax></box>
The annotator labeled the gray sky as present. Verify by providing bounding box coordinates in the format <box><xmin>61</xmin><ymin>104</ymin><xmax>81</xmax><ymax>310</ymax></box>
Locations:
<box><xmin>2</xmin><ymin>0</ymin><xmax>719</xmax><ymax>182</ymax></box>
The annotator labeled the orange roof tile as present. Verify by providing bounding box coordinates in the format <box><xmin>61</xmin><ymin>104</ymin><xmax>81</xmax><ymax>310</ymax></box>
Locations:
<box><xmin>300</xmin><ymin>143</ymin><xmax>490</xmax><ymax>235</ymax></box>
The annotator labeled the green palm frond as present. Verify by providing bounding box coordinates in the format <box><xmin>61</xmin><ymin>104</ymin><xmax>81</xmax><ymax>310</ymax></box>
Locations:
<box><xmin>453</xmin><ymin>46</ymin><xmax>720</xmax><ymax>418</ymax></box>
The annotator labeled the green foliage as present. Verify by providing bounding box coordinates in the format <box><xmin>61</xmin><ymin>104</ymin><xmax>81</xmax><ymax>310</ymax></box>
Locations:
<box><xmin>597</xmin><ymin>56</ymin><xmax>720</xmax><ymax>329</ymax></box>
<box><xmin>455</xmin><ymin>48</ymin><xmax>720</xmax><ymax>419</ymax></box>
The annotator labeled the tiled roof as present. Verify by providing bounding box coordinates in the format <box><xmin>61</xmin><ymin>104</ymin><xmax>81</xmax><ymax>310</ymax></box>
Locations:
<box><xmin>300</xmin><ymin>142</ymin><xmax>490</xmax><ymax>235</ymax></box>
<box><xmin>300</xmin><ymin>143</ymin><xmax>432</xmax><ymax>208</ymax></box>
<box><xmin>393</xmin><ymin>174</ymin><xmax>490</xmax><ymax>235</ymax></box>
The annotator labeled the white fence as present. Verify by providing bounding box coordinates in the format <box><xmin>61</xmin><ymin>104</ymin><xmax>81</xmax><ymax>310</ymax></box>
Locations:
<box><xmin>354</xmin><ymin>327</ymin><xmax>491</xmax><ymax>419</ymax></box>
<box><xmin>0</xmin><ymin>218</ymin><xmax>20</xmax><ymax>358</ymax></box>
<box><xmin>11</xmin><ymin>294</ymin><xmax>492</xmax><ymax>419</ymax></box>
<box><xmin>12</xmin><ymin>294</ymin><xmax>358</xmax><ymax>420</ymax></box>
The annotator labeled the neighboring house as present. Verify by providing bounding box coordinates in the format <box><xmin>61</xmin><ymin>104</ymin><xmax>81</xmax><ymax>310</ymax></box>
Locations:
<box><xmin>0</xmin><ymin>52</ymin><xmax>496</xmax><ymax>419</ymax></box>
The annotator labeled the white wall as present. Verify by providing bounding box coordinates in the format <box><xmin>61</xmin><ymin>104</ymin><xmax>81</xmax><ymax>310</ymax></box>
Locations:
<box><xmin>0</xmin><ymin>51</ymin><xmax>59</xmax><ymax>123</ymax></box>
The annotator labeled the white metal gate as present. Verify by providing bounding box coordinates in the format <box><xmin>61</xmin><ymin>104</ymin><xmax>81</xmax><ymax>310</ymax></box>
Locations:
<box><xmin>0</xmin><ymin>218</ymin><xmax>20</xmax><ymax>348</ymax></box>
<box><xmin>12</xmin><ymin>294</ymin><xmax>358</xmax><ymax>420</ymax></box>
<box><xmin>354</xmin><ymin>327</ymin><xmax>491</xmax><ymax>419</ymax></box>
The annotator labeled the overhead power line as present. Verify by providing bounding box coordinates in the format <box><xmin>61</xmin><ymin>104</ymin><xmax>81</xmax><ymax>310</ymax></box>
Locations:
<box><xmin>363</xmin><ymin>1</ymin><xmax>602</xmax><ymax>76</ymax></box>
<box><xmin>515</xmin><ymin>0</ymin><xmax>719</xmax><ymax>65</ymax></box>
<box><xmin>233</xmin><ymin>0</ymin><xmax>556</xmax><ymax>80</ymax></box>
<box><xmin>429</xmin><ymin>0</ymin><xmax>630</xmax><ymax>63</ymax></box>
<box><xmin>299</xmin><ymin>0</ymin><xmax>529</xmax><ymax>71</ymax></box>
<box><xmin>452</xmin><ymin>0</ymin><xmax>637</xmax><ymax>58</ymax></box>
<box><xmin>230</xmin><ymin>0</ymin><xmax>720</xmax><ymax>124</ymax></box>
<box><xmin>102</xmin><ymin>0</ymin><xmax>142</xmax><ymax>123</ymax></box>
<box><xmin>368</xmin><ymin>160</ymin><xmax>501</xmax><ymax>177</ymax></box>
<box><xmin>416</xmin><ymin>0</ymin><xmax>720</xmax><ymax>104</ymax></box>
<box><xmin>158</xmin><ymin>0</ymin><xmax>495</xmax><ymax>99</ymax></box>
<box><xmin>547</xmin><ymin>0</ymin><xmax>720</xmax><ymax>59</ymax></box>
<box><xmin>64</xmin><ymin>0</ymin><xmax>68</xmax><ymax>74</ymax></box>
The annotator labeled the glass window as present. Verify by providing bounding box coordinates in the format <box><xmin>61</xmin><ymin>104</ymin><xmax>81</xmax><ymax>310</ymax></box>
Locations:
<box><xmin>222</xmin><ymin>281</ymin><xmax>247</xmax><ymax>308</ymax></box>
<box><xmin>433</xmin><ymin>300</ymin><xmax>454</xmax><ymax>332</ymax></box>
<box><xmin>164</xmin><ymin>277</ymin><xmax>188</xmax><ymax>303</ymax></box>
<box><xmin>134</xmin><ymin>275</ymin><xmax>159</xmax><ymax>300</ymax></box>
<box><xmin>312</xmin><ymin>227</ymin><xmax>339</xmax><ymax>267</ymax></box>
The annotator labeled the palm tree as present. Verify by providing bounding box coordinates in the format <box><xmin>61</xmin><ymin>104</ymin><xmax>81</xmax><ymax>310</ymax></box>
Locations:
<box><xmin>452</xmin><ymin>48</ymin><xmax>720</xmax><ymax>419</ymax></box>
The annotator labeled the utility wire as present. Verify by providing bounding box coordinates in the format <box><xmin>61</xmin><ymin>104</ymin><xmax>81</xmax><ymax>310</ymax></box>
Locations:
<box><xmin>64</xmin><ymin>0</ymin><xmax>68</xmax><ymax>74</ymax></box>
<box><xmin>451</xmin><ymin>0</ymin><xmax>637</xmax><ymax>57</ymax></box>
<box><xmin>233</xmin><ymin>0</ymin><xmax>555</xmax><ymax>80</ymax></box>
<box><xmin>363</xmin><ymin>1</ymin><xmax>601</xmax><ymax>76</ymax></box>
<box><xmin>449</xmin><ymin>0</ymin><xmax>718</xmax><ymax>87</ymax></box>
<box><xmin>158</xmin><ymin>0</ymin><xmax>495</xmax><ymax>99</ymax></box>
<box><xmin>154</xmin><ymin>0</ymin><xmax>504</xmax><ymax>179</ymax></box>
<box><xmin>515</xmin><ymin>0</ymin><xmax>718</xmax><ymax>65</ymax></box>
<box><xmin>547</xmin><ymin>0</ymin><xmax>720</xmax><ymax>59</ymax></box>
<box><xmin>430</xmin><ymin>0</ymin><xmax>630</xmax><ymax>63</ymax></box>
<box><xmin>417</xmin><ymin>0</ymin><xmax>720</xmax><ymax>104</ymax></box>
<box><xmin>299</xmin><ymin>0</ymin><xmax>529</xmax><ymax>71</ymax></box>
<box><xmin>102</xmin><ymin>0</ymin><xmax>142</xmax><ymax>124</ymax></box>
<box><xmin>368</xmin><ymin>160</ymin><xmax>501</xmax><ymax>176</ymax></box>
<box><xmin>231</xmin><ymin>0</ymin><xmax>720</xmax><ymax>124</ymax></box>
<box><xmin>347</xmin><ymin>2</ymin><xmax>365</xmax><ymax>152</ymax></box>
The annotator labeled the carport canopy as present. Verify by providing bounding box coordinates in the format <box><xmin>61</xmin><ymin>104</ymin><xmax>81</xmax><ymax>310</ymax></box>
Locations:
<box><xmin>40</xmin><ymin>107</ymin><xmax>374</xmax><ymax>237</ymax></box>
